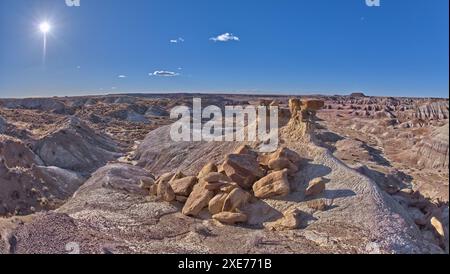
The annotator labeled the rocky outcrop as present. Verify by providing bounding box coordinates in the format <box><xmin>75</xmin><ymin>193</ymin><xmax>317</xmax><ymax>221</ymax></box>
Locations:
<box><xmin>287</xmin><ymin>99</ymin><xmax>324</xmax><ymax>139</ymax></box>
<box><xmin>33</xmin><ymin>117</ymin><xmax>122</xmax><ymax>173</ymax></box>
<box><xmin>0</xmin><ymin>135</ymin><xmax>44</xmax><ymax>168</ymax></box>
<box><xmin>145</xmin><ymin>105</ymin><xmax>169</xmax><ymax>117</ymax></box>
<box><xmin>416</xmin><ymin>123</ymin><xmax>449</xmax><ymax>169</ymax></box>
<box><xmin>0</xmin><ymin>159</ymin><xmax>84</xmax><ymax>216</ymax></box>
<box><xmin>1</xmin><ymin>98</ymin><xmax>66</xmax><ymax>114</ymax></box>
<box><xmin>414</xmin><ymin>101</ymin><xmax>449</xmax><ymax>121</ymax></box>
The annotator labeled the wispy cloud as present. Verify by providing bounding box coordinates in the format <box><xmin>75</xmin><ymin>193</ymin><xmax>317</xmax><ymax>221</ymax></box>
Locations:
<box><xmin>210</xmin><ymin>33</ymin><xmax>240</xmax><ymax>42</ymax></box>
<box><xmin>149</xmin><ymin>70</ymin><xmax>180</xmax><ymax>77</ymax></box>
<box><xmin>118</xmin><ymin>75</ymin><xmax>127</xmax><ymax>78</ymax></box>
<box><xmin>170</xmin><ymin>37</ymin><xmax>185</xmax><ymax>43</ymax></box>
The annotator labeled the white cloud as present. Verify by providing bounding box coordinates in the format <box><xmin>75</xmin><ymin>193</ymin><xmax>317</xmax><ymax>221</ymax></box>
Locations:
<box><xmin>210</xmin><ymin>32</ymin><xmax>240</xmax><ymax>42</ymax></box>
<box><xmin>149</xmin><ymin>70</ymin><xmax>180</xmax><ymax>77</ymax></box>
<box><xmin>170</xmin><ymin>37</ymin><xmax>185</xmax><ymax>43</ymax></box>
<box><xmin>118</xmin><ymin>75</ymin><xmax>127</xmax><ymax>78</ymax></box>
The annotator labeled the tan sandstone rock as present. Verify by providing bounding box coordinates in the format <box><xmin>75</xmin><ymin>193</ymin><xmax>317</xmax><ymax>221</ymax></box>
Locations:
<box><xmin>157</xmin><ymin>179</ymin><xmax>176</xmax><ymax>202</ymax></box>
<box><xmin>265</xmin><ymin>208</ymin><xmax>302</xmax><ymax>231</ymax></box>
<box><xmin>203</xmin><ymin>172</ymin><xmax>231</xmax><ymax>183</ymax></box>
<box><xmin>169</xmin><ymin>176</ymin><xmax>198</xmax><ymax>197</ymax></box>
<box><xmin>221</xmin><ymin>154</ymin><xmax>265</xmax><ymax>189</ymax></box>
<box><xmin>431</xmin><ymin>216</ymin><xmax>446</xmax><ymax>238</ymax></box>
<box><xmin>234</xmin><ymin>145</ymin><xmax>258</xmax><ymax>158</ymax></box>
<box><xmin>182</xmin><ymin>181</ymin><xmax>215</xmax><ymax>216</ymax></box>
<box><xmin>198</xmin><ymin>162</ymin><xmax>218</xmax><ymax>178</ymax></box>
<box><xmin>208</xmin><ymin>193</ymin><xmax>229</xmax><ymax>215</ymax></box>
<box><xmin>268</xmin><ymin>157</ymin><xmax>298</xmax><ymax>175</ymax></box>
<box><xmin>220</xmin><ymin>182</ymin><xmax>239</xmax><ymax>193</ymax></box>
<box><xmin>222</xmin><ymin>188</ymin><xmax>251</xmax><ymax>212</ymax></box>
<box><xmin>305</xmin><ymin>177</ymin><xmax>326</xmax><ymax>197</ymax></box>
<box><xmin>156</xmin><ymin>172</ymin><xmax>175</xmax><ymax>185</ymax></box>
<box><xmin>213</xmin><ymin>212</ymin><xmax>248</xmax><ymax>225</ymax></box>
<box><xmin>149</xmin><ymin>184</ymin><xmax>158</xmax><ymax>196</ymax></box>
<box><xmin>252</xmin><ymin>169</ymin><xmax>290</xmax><ymax>199</ymax></box>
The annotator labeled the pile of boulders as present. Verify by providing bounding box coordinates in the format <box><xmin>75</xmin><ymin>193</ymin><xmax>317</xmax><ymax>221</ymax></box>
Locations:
<box><xmin>142</xmin><ymin>144</ymin><xmax>327</xmax><ymax>229</ymax></box>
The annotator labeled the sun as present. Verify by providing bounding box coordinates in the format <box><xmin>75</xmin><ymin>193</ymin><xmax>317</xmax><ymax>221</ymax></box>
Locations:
<box><xmin>39</xmin><ymin>22</ymin><xmax>51</xmax><ymax>33</ymax></box>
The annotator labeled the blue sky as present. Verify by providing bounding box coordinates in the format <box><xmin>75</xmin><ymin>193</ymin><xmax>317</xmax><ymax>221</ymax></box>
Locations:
<box><xmin>0</xmin><ymin>0</ymin><xmax>448</xmax><ymax>98</ymax></box>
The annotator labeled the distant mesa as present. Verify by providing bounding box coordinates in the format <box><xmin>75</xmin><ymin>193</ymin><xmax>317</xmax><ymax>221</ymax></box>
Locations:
<box><xmin>350</xmin><ymin>92</ymin><xmax>367</xmax><ymax>98</ymax></box>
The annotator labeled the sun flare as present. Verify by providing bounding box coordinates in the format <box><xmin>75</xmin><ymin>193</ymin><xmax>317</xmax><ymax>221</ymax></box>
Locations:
<box><xmin>39</xmin><ymin>22</ymin><xmax>51</xmax><ymax>33</ymax></box>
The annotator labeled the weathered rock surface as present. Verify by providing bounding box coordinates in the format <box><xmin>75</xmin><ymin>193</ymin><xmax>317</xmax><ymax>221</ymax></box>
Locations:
<box><xmin>414</xmin><ymin>101</ymin><xmax>449</xmax><ymax>121</ymax></box>
<box><xmin>182</xmin><ymin>181</ymin><xmax>215</xmax><ymax>217</ymax></box>
<box><xmin>222</xmin><ymin>188</ymin><xmax>251</xmax><ymax>212</ymax></box>
<box><xmin>213</xmin><ymin>212</ymin><xmax>248</xmax><ymax>225</ymax></box>
<box><xmin>33</xmin><ymin>117</ymin><xmax>122</xmax><ymax>173</ymax></box>
<box><xmin>253</xmin><ymin>169</ymin><xmax>291</xmax><ymax>199</ymax></box>
<box><xmin>0</xmin><ymin>98</ymin><xmax>66</xmax><ymax>113</ymax></box>
<box><xmin>221</xmin><ymin>154</ymin><xmax>265</xmax><ymax>189</ymax></box>
<box><xmin>416</xmin><ymin>123</ymin><xmax>449</xmax><ymax>169</ymax></box>
<box><xmin>265</xmin><ymin>208</ymin><xmax>302</xmax><ymax>231</ymax></box>
<box><xmin>169</xmin><ymin>176</ymin><xmax>197</xmax><ymax>197</ymax></box>
<box><xmin>305</xmin><ymin>177</ymin><xmax>326</xmax><ymax>197</ymax></box>
<box><xmin>157</xmin><ymin>179</ymin><xmax>176</xmax><ymax>202</ymax></box>
<box><xmin>198</xmin><ymin>163</ymin><xmax>218</xmax><ymax>178</ymax></box>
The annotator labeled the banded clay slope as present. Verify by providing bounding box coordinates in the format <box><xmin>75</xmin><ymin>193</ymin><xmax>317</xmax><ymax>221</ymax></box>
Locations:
<box><xmin>33</xmin><ymin>117</ymin><xmax>122</xmax><ymax>173</ymax></box>
<box><xmin>2</xmin><ymin>103</ymin><xmax>443</xmax><ymax>254</ymax></box>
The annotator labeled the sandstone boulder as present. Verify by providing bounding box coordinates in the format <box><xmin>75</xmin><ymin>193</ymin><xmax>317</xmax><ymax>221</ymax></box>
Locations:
<box><xmin>198</xmin><ymin>162</ymin><xmax>218</xmax><ymax>178</ymax></box>
<box><xmin>202</xmin><ymin>172</ymin><xmax>231</xmax><ymax>183</ymax></box>
<box><xmin>431</xmin><ymin>216</ymin><xmax>446</xmax><ymax>238</ymax></box>
<box><xmin>222</xmin><ymin>188</ymin><xmax>251</xmax><ymax>212</ymax></box>
<box><xmin>182</xmin><ymin>181</ymin><xmax>215</xmax><ymax>216</ymax></box>
<box><xmin>157</xmin><ymin>179</ymin><xmax>176</xmax><ymax>202</ymax></box>
<box><xmin>265</xmin><ymin>208</ymin><xmax>302</xmax><ymax>231</ymax></box>
<box><xmin>305</xmin><ymin>177</ymin><xmax>326</xmax><ymax>197</ymax></box>
<box><xmin>268</xmin><ymin>157</ymin><xmax>298</xmax><ymax>175</ymax></box>
<box><xmin>213</xmin><ymin>212</ymin><xmax>248</xmax><ymax>225</ymax></box>
<box><xmin>252</xmin><ymin>169</ymin><xmax>290</xmax><ymax>199</ymax></box>
<box><xmin>260</xmin><ymin>147</ymin><xmax>301</xmax><ymax>166</ymax></box>
<box><xmin>155</xmin><ymin>172</ymin><xmax>174</xmax><ymax>185</ymax></box>
<box><xmin>220</xmin><ymin>182</ymin><xmax>239</xmax><ymax>193</ymax></box>
<box><xmin>208</xmin><ymin>193</ymin><xmax>228</xmax><ymax>215</ymax></box>
<box><xmin>169</xmin><ymin>176</ymin><xmax>197</xmax><ymax>197</ymax></box>
<box><xmin>234</xmin><ymin>145</ymin><xmax>258</xmax><ymax>158</ymax></box>
<box><xmin>221</xmin><ymin>154</ymin><xmax>265</xmax><ymax>189</ymax></box>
